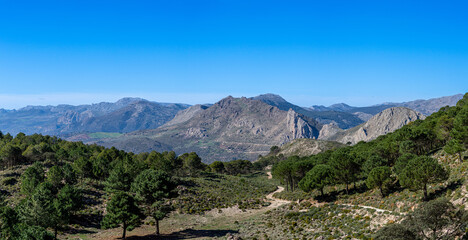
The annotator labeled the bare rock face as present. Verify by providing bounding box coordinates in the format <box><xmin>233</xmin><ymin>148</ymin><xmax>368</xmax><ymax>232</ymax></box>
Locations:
<box><xmin>286</xmin><ymin>109</ymin><xmax>319</xmax><ymax>140</ymax></box>
<box><xmin>324</xmin><ymin>107</ymin><xmax>425</xmax><ymax>145</ymax></box>
<box><xmin>318</xmin><ymin>122</ymin><xmax>343</xmax><ymax>140</ymax></box>
<box><xmin>184</xmin><ymin>127</ymin><xmax>208</xmax><ymax>138</ymax></box>
<box><xmin>361</xmin><ymin>107</ymin><xmax>425</xmax><ymax>139</ymax></box>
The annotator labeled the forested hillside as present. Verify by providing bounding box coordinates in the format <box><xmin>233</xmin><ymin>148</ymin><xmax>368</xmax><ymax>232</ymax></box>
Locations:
<box><xmin>261</xmin><ymin>92</ymin><xmax>468</xmax><ymax>239</ymax></box>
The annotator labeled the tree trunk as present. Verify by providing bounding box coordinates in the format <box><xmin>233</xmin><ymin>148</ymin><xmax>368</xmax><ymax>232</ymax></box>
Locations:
<box><xmin>320</xmin><ymin>187</ymin><xmax>324</xmax><ymax>197</ymax></box>
<box><xmin>122</xmin><ymin>222</ymin><xmax>127</xmax><ymax>239</ymax></box>
<box><xmin>346</xmin><ymin>183</ymin><xmax>349</xmax><ymax>195</ymax></box>
<box><xmin>458</xmin><ymin>152</ymin><xmax>462</xmax><ymax>163</ymax></box>
<box><xmin>423</xmin><ymin>184</ymin><xmax>428</xmax><ymax>200</ymax></box>
<box><xmin>156</xmin><ymin>219</ymin><xmax>160</xmax><ymax>236</ymax></box>
<box><xmin>379</xmin><ymin>186</ymin><xmax>384</xmax><ymax>198</ymax></box>
<box><xmin>54</xmin><ymin>227</ymin><xmax>58</xmax><ymax>240</ymax></box>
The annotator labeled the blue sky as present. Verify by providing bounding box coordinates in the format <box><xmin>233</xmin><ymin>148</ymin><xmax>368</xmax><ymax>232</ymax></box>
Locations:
<box><xmin>0</xmin><ymin>0</ymin><xmax>467</xmax><ymax>109</ymax></box>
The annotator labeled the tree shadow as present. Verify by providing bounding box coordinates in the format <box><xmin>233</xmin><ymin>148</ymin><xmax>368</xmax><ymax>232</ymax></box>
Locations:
<box><xmin>315</xmin><ymin>191</ymin><xmax>338</xmax><ymax>203</ymax></box>
<box><xmin>63</xmin><ymin>227</ymin><xmax>97</xmax><ymax>235</ymax></box>
<box><xmin>0</xmin><ymin>188</ymin><xmax>10</xmax><ymax>197</ymax></box>
<box><xmin>125</xmin><ymin>229</ymin><xmax>238</xmax><ymax>239</ymax></box>
<box><xmin>72</xmin><ymin>213</ymin><xmax>103</xmax><ymax>229</ymax></box>
<box><xmin>2</xmin><ymin>172</ymin><xmax>20</xmax><ymax>177</ymax></box>
<box><xmin>427</xmin><ymin>179</ymin><xmax>463</xmax><ymax>201</ymax></box>
<box><xmin>348</xmin><ymin>183</ymin><xmax>368</xmax><ymax>195</ymax></box>
<box><xmin>316</xmin><ymin>183</ymin><xmax>368</xmax><ymax>203</ymax></box>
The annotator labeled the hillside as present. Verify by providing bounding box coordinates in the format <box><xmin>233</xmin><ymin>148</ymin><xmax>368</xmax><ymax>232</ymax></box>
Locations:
<box><xmin>321</xmin><ymin>107</ymin><xmax>426</xmax><ymax>144</ymax></box>
<box><xmin>99</xmin><ymin>96</ymin><xmax>322</xmax><ymax>162</ymax></box>
<box><xmin>0</xmin><ymin>98</ymin><xmax>189</xmax><ymax>135</ymax></box>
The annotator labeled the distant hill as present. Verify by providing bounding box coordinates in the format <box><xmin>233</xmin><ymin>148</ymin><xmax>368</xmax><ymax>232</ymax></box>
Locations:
<box><xmin>320</xmin><ymin>107</ymin><xmax>426</xmax><ymax>144</ymax></box>
<box><xmin>98</xmin><ymin>96</ymin><xmax>322</xmax><ymax>162</ymax></box>
<box><xmin>0</xmin><ymin>98</ymin><xmax>189</xmax><ymax>135</ymax></box>
<box><xmin>310</xmin><ymin>94</ymin><xmax>463</xmax><ymax>116</ymax></box>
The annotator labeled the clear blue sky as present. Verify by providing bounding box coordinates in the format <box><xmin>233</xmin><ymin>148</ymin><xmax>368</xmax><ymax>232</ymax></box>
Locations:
<box><xmin>0</xmin><ymin>0</ymin><xmax>467</xmax><ymax>109</ymax></box>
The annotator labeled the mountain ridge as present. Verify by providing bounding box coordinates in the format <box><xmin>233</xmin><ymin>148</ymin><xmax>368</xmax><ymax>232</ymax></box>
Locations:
<box><xmin>98</xmin><ymin>96</ymin><xmax>322</xmax><ymax>162</ymax></box>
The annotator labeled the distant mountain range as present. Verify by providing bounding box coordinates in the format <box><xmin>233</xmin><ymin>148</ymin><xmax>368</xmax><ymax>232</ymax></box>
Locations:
<box><xmin>0</xmin><ymin>93</ymin><xmax>463</xmax><ymax>162</ymax></box>
<box><xmin>0</xmin><ymin>98</ymin><xmax>189</xmax><ymax>135</ymax></box>
<box><xmin>310</xmin><ymin>94</ymin><xmax>464</xmax><ymax>116</ymax></box>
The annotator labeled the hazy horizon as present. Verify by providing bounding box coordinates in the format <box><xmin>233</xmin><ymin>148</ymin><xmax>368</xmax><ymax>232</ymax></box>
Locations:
<box><xmin>0</xmin><ymin>92</ymin><xmax>464</xmax><ymax>110</ymax></box>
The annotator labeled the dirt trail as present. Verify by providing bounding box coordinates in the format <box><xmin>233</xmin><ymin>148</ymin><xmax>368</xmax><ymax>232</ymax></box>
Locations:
<box><xmin>340</xmin><ymin>204</ymin><xmax>389</xmax><ymax>213</ymax></box>
<box><xmin>266</xmin><ymin>171</ymin><xmax>391</xmax><ymax>213</ymax></box>
<box><xmin>264</xmin><ymin>172</ymin><xmax>291</xmax><ymax>208</ymax></box>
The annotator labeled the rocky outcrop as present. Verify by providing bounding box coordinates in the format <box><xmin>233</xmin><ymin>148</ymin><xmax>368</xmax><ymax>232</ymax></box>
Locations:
<box><xmin>318</xmin><ymin>122</ymin><xmax>343</xmax><ymax>139</ymax></box>
<box><xmin>323</xmin><ymin>107</ymin><xmax>425</xmax><ymax>144</ymax></box>
<box><xmin>286</xmin><ymin>109</ymin><xmax>320</xmax><ymax>140</ymax></box>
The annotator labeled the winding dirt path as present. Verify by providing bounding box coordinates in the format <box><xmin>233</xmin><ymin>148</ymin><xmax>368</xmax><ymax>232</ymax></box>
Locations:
<box><xmin>264</xmin><ymin>172</ymin><xmax>291</xmax><ymax>208</ymax></box>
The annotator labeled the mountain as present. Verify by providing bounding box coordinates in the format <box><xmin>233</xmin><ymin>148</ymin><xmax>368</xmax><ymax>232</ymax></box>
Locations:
<box><xmin>320</xmin><ymin>107</ymin><xmax>426</xmax><ymax>144</ymax></box>
<box><xmin>0</xmin><ymin>98</ymin><xmax>189</xmax><ymax>135</ymax></box>
<box><xmin>398</xmin><ymin>94</ymin><xmax>464</xmax><ymax>115</ymax></box>
<box><xmin>161</xmin><ymin>104</ymin><xmax>210</xmax><ymax>127</ymax></box>
<box><xmin>252</xmin><ymin>94</ymin><xmax>365</xmax><ymax>129</ymax></box>
<box><xmin>310</xmin><ymin>93</ymin><xmax>463</xmax><ymax>116</ymax></box>
<box><xmin>99</xmin><ymin>96</ymin><xmax>322</xmax><ymax>162</ymax></box>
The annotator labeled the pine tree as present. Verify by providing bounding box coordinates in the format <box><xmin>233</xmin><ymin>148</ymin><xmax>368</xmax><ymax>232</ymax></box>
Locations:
<box><xmin>101</xmin><ymin>192</ymin><xmax>143</xmax><ymax>239</ymax></box>
<box><xmin>131</xmin><ymin>169</ymin><xmax>177</xmax><ymax>236</ymax></box>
